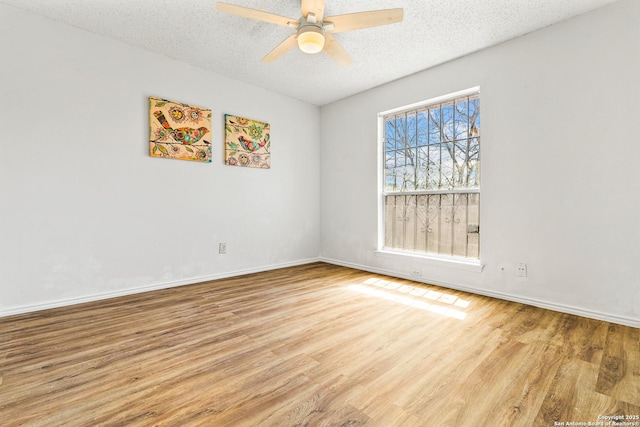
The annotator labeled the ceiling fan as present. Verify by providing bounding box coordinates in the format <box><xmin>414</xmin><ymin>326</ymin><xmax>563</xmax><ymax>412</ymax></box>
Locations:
<box><xmin>216</xmin><ymin>1</ymin><xmax>403</xmax><ymax>65</ymax></box>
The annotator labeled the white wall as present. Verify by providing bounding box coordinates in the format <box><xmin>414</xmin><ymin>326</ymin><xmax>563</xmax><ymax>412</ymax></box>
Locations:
<box><xmin>320</xmin><ymin>0</ymin><xmax>640</xmax><ymax>327</ymax></box>
<box><xmin>0</xmin><ymin>5</ymin><xmax>320</xmax><ymax>315</ymax></box>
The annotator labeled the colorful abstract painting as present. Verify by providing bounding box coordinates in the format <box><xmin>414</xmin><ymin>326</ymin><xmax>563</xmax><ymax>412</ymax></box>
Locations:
<box><xmin>224</xmin><ymin>114</ymin><xmax>271</xmax><ymax>169</ymax></box>
<box><xmin>149</xmin><ymin>97</ymin><xmax>212</xmax><ymax>162</ymax></box>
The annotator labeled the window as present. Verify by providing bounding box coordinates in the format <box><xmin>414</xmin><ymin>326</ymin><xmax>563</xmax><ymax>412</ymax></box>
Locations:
<box><xmin>380</xmin><ymin>88</ymin><xmax>480</xmax><ymax>259</ymax></box>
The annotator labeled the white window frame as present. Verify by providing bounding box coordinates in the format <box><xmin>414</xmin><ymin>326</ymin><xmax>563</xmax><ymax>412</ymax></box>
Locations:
<box><xmin>376</xmin><ymin>87</ymin><xmax>483</xmax><ymax>271</ymax></box>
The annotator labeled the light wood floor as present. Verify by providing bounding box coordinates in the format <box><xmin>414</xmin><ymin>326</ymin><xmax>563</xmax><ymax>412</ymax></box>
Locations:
<box><xmin>1</xmin><ymin>263</ymin><xmax>638</xmax><ymax>426</ymax></box>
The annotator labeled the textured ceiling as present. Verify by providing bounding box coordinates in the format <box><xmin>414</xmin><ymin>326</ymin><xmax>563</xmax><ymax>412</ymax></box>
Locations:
<box><xmin>1</xmin><ymin>0</ymin><xmax>619</xmax><ymax>105</ymax></box>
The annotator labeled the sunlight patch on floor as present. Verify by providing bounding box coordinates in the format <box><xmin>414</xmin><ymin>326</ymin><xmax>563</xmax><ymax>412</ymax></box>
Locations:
<box><xmin>362</xmin><ymin>277</ymin><xmax>470</xmax><ymax>308</ymax></box>
<box><xmin>348</xmin><ymin>278</ymin><xmax>469</xmax><ymax>320</ymax></box>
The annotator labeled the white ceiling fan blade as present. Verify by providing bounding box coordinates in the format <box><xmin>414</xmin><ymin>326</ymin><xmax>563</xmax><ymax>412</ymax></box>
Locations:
<box><xmin>216</xmin><ymin>2</ymin><xmax>298</xmax><ymax>28</ymax></box>
<box><xmin>302</xmin><ymin>0</ymin><xmax>325</xmax><ymax>22</ymax></box>
<box><xmin>325</xmin><ymin>8</ymin><xmax>403</xmax><ymax>33</ymax></box>
<box><xmin>262</xmin><ymin>34</ymin><xmax>298</xmax><ymax>62</ymax></box>
<box><xmin>323</xmin><ymin>33</ymin><xmax>352</xmax><ymax>66</ymax></box>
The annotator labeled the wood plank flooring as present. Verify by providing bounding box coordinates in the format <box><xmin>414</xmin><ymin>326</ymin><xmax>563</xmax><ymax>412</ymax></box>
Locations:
<box><xmin>0</xmin><ymin>262</ymin><xmax>638</xmax><ymax>426</ymax></box>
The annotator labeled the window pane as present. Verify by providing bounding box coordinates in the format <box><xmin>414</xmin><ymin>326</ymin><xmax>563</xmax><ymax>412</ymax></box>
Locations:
<box><xmin>428</xmin><ymin>108</ymin><xmax>440</xmax><ymax>144</ymax></box>
<box><xmin>391</xmin><ymin>146</ymin><xmax>410</xmax><ymax>191</ymax></box>
<box><xmin>469</xmin><ymin>97</ymin><xmax>480</xmax><ymax>136</ymax></box>
<box><xmin>442</xmin><ymin>102</ymin><xmax>454</xmax><ymax>142</ymax></box>
<box><xmin>427</xmin><ymin>145</ymin><xmax>440</xmax><ymax>189</ymax></box>
<box><xmin>403</xmin><ymin>195</ymin><xmax>417</xmax><ymax>251</ymax></box>
<box><xmin>384</xmin><ymin>151</ymin><xmax>397</xmax><ymax>191</ymax></box>
<box><xmin>416</xmin><ymin>195</ymin><xmax>428</xmax><ymax>252</ymax></box>
<box><xmin>452</xmin><ymin>194</ymin><xmax>470</xmax><ymax>257</ymax></box>
<box><xmin>406</xmin><ymin>111</ymin><xmax>417</xmax><ymax>148</ymax></box>
<box><xmin>469</xmin><ymin>137</ymin><xmax>480</xmax><ymax>187</ymax></box>
<box><xmin>385</xmin><ymin>118</ymin><xmax>396</xmax><ymax>150</ymax></box>
<box><xmin>469</xmin><ymin>137</ymin><xmax>479</xmax><ymax>158</ymax></box>
<box><xmin>439</xmin><ymin>193</ymin><xmax>454</xmax><ymax>254</ymax></box>
<box><xmin>426</xmin><ymin>194</ymin><xmax>440</xmax><ymax>253</ymax></box>
<box><xmin>395</xmin><ymin>116</ymin><xmax>404</xmax><ymax>150</ymax></box>
<box><xmin>395</xmin><ymin>146</ymin><xmax>406</xmax><ymax>165</ymax></box>
<box><xmin>417</xmin><ymin>111</ymin><xmax>428</xmax><ymax>147</ymax></box>
<box><xmin>467</xmin><ymin>193</ymin><xmax>480</xmax><ymax>258</ymax></box>
<box><xmin>455</xmin><ymin>98</ymin><xmax>469</xmax><ymax>140</ymax></box>
<box><xmin>454</xmin><ymin>140</ymin><xmax>468</xmax><ymax>188</ymax></box>
<box><xmin>385</xmin><ymin>167</ymin><xmax>397</xmax><ymax>191</ymax></box>
<box><xmin>385</xmin><ymin>150</ymin><xmax>395</xmax><ymax>168</ymax></box>
<box><xmin>416</xmin><ymin>146</ymin><xmax>429</xmax><ymax>190</ymax></box>
<box><xmin>440</xmin><ymin>143</ymin><xmax>454</xmax><ymax>189</ymax></box>
<box><xmin>384</xmin><ymin>196</ymin><xmax>395</xmax><ymax>248</ymax></box>
<box><xmin>399</xmin><ymin>170</ymin><xmax>415</xmax><ymax>191</ymax></box>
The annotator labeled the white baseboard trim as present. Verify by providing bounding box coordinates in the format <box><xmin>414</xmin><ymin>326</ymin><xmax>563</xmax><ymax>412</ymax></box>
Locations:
<box><xmin>0</xmin><ymin>258</ymin><xmax>321</xmax><ymax>318</ymax></box>
<box><xmin>5</xmin><ymin>256</ymin><xmax>638</xmax><ymax>328</ymax></box>
<box><xmin>320</xmin><ymin>257</ymin><xmax>640</xmax><ymax>329</ymax></box>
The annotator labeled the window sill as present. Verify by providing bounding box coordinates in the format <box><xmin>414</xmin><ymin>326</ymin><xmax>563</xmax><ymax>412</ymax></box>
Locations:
<box><xmin>375</xmin><ymin>249</ymin><xmax>484</xmax><ymax>273</ymax></box>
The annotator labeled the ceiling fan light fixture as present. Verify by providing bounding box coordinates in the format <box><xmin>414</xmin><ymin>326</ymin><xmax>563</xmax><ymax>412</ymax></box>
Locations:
<box><xmin>297</xmin><ymin>25</ymin><xmax>325</xmax><ymax>54</ymax></box>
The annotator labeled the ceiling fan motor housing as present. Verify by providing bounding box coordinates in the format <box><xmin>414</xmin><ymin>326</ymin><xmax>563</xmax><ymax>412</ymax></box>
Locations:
<box><xmin>297</xmin><ymin>23</ymin><xmax>325</xmax><ymax>54</ymax></box>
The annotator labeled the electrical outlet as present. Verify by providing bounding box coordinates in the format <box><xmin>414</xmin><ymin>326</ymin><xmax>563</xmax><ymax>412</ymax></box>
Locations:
<box><xmin>219</xmin><ymin>243</ymin><xmax>227</xmax><ymax>254</ymax></box>
<box><xmin>411</xmin><ymin>269</ymin><xmax>422</xmax><ymax>277</ymax></box>
<box><xmin>516</xmin><ymin>263</ymin><xmax>527</xmax><ymax>277</ymax></box>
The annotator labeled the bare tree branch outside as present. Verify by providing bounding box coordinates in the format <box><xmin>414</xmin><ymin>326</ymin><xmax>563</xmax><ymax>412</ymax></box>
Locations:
<box><xmin>383</xmin><ymin>93</ymin><xmax>480</xmax><ymax>259</ymax></box>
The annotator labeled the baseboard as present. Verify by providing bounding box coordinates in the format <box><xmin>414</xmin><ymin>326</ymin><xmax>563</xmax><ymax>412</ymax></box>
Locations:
<box><xmin>0</xmin><ymin>257</ymin><xmax>321</xmax><ymax>318</ymax></box>
<box><xmin>5</xmin><ymin>256</ymin><xmax>638</xmax><ymax>328</ymax></box>
<box><xmin>320</xmin><ymin>257</ymin><xmax>640</xmax><ymax>329</ymax></box>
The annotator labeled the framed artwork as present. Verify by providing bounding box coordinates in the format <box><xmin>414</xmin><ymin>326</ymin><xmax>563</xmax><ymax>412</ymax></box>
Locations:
<box><xmin>224</xmin><ymin>114</ymin><xmax>271</xmax><ymax>169</ymax></box>
<box><xmin>149</xmin><ymin>96</ymin><xmax>212</xmax><ymax>162</ymax></box>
